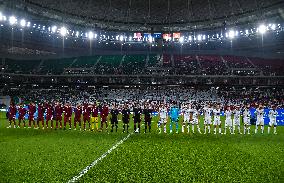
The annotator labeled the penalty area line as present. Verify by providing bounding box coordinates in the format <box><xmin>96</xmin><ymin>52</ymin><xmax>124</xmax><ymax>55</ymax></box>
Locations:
<box><xmin>67</xmin><ymin>132</ymin><xmax>133</xmax><ymax>183</ymax></box>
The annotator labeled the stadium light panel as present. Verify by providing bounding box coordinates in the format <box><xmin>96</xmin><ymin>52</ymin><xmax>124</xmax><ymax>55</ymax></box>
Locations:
<box><xmin>0</xmin><ymin>12</ymin><xmax>2</xmax><ymax>21</ymax></box>
<box><xmin>51</xmin><ymin>26</ymin><xmax>57</xmax><ymax>33</ymax></box>
<box><xmin>9</xmin><ymin>16</ymin><xmax>17</xmax><ymax>25</ymax></box>
<box><xmin>88</xmin><ymin>31</ymin><xmax>94</xmax><ymax>40</ymax></box>
<box><xmin>20</xmin><ymin>19</ymin><xmax>26</xmax><ymax>27</ymax></box>
<box><xmin>271</xmin><ymin>24</ymin><xmax>276</xmax><ymax>30</ymax></box>
<box><xmin>75</xmin><ymin>31</ymin><xmax>79</xmax><ymax>37</ymax></box>
<box><xmin>188</xmin><ymin>36</ymin><xmax>192</xmax><ymax>41</ymax></box>
<box><xmin>202</xmin><ymin>35</ymin><xmax>206</xmax><ymax>40</ymax></box>
<box><xmin>197</xmin><ymin>35</ymin><xmax>202</xmax><ymax>41</ymax></box>
<box><xmin>179</xmin><ymin>36</ymin><xmax>184</xmax><ymax>43</ymax></box>
<box><xmin>245</xmin><ymin>30</ymin><xmax>249</xmax><ymax>35</ymax></box>
<box><xmin>120</xmin><ymin>35</ymin><xmax>124</xmax><ymax>42</ymax></box>
<box><xmin>258</xmin><ymin>24</ymin><xmax>267</xmax><ymax>34</ymax></box>
<box><xmin>60</xmin><ymin>26</ymin><xmax>67</xmax><ymax>37</ymax></box>
<box><xmin>228</xmin><ymin>30</ymin><xmax>235</xmax><ymax>39</ymax></box>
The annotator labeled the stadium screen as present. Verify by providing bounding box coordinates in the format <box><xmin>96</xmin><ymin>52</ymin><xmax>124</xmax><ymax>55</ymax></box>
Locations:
<box><xmin>163</xmin><ymin>33</ymin><xmax>172</xmax><ymax>41</ymax></box>
<box><xmin>153</xmin><ymin>33</ymin><xmax>162</xmax><ymax>39</ymax></box>
<box><xmin>133</xmin><ymin>33</ymin><xmax>142</xmax><ymax>41</ymax></box>
<box><xmin>173</xmin><ymin>32</ymin><xmax>181</xmax><ymax>42</ymax></box>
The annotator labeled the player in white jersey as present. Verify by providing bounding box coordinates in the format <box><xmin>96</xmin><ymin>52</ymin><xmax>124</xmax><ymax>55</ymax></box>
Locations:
<box><xmin>268</xmin><ymin>105</ymin><xmax>278</xmax><ymax>134</ymax></box>
<box><xmin>232</xmin><ymin>106</ymin><xmax>242</xmax><ymax>134</ymax></box>
<box><xmin>190</xmin><ymin>105</ymin><xmax>202</xmax><ymax>134</ymax></box>
<box><xmin>255</xmin><ymin>105</ymin><xmax>265</xmax><ymax>134</ymax></box>
<box><xmin>213</xmin><ymin>104</ymin><xmax>222</xmax><ymax>134</ymax></box>
<box><xmin>158</xmin><ymin>103</ymin><xmax>168</xmax><ymax>134</ymax></box>
<box><xmin>203</xmin><ymin>104</ymin><xmax>212</xmax><ymax>134</ymax></box>
<box><xmin>182</xmin><ymin>103</ymin><xmax>192</xmax><ymax>133</ymax></box>
<box><xmin>243</xmin><ymin>105</ymin><xmax>251</xmax><ymax>134</ymax></box>
<box><xmin>224</xmin><ymin>106</ymin><xmax>232</xmax><ymax>134</ymax></box>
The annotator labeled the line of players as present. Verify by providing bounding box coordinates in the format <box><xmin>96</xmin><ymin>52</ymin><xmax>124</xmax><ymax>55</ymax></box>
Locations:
<box><xmin>6</xmin><ymin>101</ymin><xmax>279</xmax><ymax>134</ymax></box>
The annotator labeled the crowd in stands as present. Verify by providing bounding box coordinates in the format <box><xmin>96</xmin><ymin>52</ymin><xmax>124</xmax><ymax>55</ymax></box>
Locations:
<box><xmin>3</xmin><ymin>86</ymin><xmax>283</xmax><ymax>110</ymax></box>
<box><xmin>1</xmin><ymin>54</ymin><xmax>283</xmax><ymax>76</ymax></box>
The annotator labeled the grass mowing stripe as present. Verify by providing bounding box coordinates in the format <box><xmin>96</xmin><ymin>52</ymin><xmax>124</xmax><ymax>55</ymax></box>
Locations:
<box><xmin>68</xmin><ymin>132</ymin><xmax>133</xmax><ymax>183</ymax></box>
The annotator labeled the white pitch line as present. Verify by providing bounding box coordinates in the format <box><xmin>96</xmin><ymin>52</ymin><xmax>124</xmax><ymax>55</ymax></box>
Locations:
<box><xmin>67</xmin><ymin>132</ymin><xmax>133</xmax><ymax>183</ymax></box>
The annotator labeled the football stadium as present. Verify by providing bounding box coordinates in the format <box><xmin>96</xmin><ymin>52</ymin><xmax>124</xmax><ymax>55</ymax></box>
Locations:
<box><xmin>0</xmin><ymin>0</ymin><xmax>284</xmax><ymax>182</ymax></box>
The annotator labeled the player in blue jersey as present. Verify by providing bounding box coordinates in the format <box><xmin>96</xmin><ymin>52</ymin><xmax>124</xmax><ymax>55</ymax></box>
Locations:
<box><xmin>169</xmin><ymin>101</ymin><xmax>180</xmax><ymax>133</ymax></box>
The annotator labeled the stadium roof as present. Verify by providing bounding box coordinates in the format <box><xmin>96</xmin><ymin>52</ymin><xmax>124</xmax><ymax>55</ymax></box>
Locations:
<box><xmin>2</xmin><ymin>0</ymin><xmax>284</xmax><ymax>31</ymax></box>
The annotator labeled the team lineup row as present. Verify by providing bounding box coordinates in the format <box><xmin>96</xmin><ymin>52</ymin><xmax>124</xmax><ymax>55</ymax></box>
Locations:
<box><xmin>6</xmin><ymin>102</ymin><xmax>279</xmax><ymax>134</ymax></box>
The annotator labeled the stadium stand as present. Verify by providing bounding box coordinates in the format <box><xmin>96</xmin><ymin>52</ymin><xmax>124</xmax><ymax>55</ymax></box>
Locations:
<box><xmin>3</xmin><ymin>58</ymin><xmax>41</xmax><ymax>74</ymax></box>
<box><xmin>40</xmin><ymin>58</ymin><xmax>75</xmax><ymax>75</ymax></box>
<box><xmin>198</xmin><ymin>55</ymin><xmax>229</xmax><ymax>75</ymax></box>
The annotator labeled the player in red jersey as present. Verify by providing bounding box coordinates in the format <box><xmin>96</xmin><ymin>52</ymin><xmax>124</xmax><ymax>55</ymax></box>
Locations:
<box><xmin>74</xmin><ymin>104</ymin><xmax>82</xmax><ymax>130</ymax></box>
<box><xmin>7</xmin><ymin>102</ymin><xmax>17</xmax><ymax>128</ymax></box>
<box><xmin>45</xmin><ymin>103</ymin><xmax>54</xmax><ymax>129</ymax></box>
<box><xmin>91</xmin><ymin>103</ymin><xmax>99</xmax><ymax>131</ymax></box>
<box><xmin>28</xmin><ymin>102</ymin><xmax>36</xmax><ymax>128</ymax></box>
<box><xmin>37</xmin><ymin>103</ymin><xmax>45</xmax><ymax>129</ymax></box>
<box><xmin>63</xmin><ymin>103</ymin><xmax>72</xmax><ymax>130</ymax></box>
<box><xmin>55</xmin><ymin>102</ymin><xmax>63</xmax><ymax>129</ymax></box>
<box><xmin>83</xmin><ymin>103</ymin><xmax>91</xmax><ymax>131</ymax></box>
<box><xmin>18</xmin><ymin>104</ymin><xmax>27</xmax><ymax>128</ymax></box>
<box><xmin>100</xmin><ymin>103</ymin><xmax>109</xmax><ymax>131</ymax></box>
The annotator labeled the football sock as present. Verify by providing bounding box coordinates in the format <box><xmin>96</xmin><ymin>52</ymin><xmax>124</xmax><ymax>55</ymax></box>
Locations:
<box><xmin>274</xmin><ymin>127</ymin><xmax>277</xmax><ymax>133</ymax></box>
<box><xmin>191</xmin><ymin>125</ymin><xmax>194</xmax><ymax>133</ymax></box>
<box><xmin>268</xmin><ymin>126</ymin><xmax>271</xmax><ymax>134</ymax></box>
<box><xmin>261</xmin><ymin>126</ymin><xmax>264</xmax><ymax>133</ymax></box>
<box><xmin>219</xmin><ymin>127</ymin><xmax>221</xmax><ymax>134</ymax></box>
<box><xmin>208</xmin><ymin>126</ymin><xmax>210</xmax><ymax>133</ymax></box>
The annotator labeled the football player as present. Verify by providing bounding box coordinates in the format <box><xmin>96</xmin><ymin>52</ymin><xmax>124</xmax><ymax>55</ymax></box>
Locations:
<box><xmin>268</xmin><ymin>105</ymin><xmax>278</xmax><ymax>134</ymax></box>
<box><xmin>158</xmin><ymin>103</ymin><xmax>168</xmax><ymax>134</ymax></box>
<box><xmin>169</xmin><ymin>101</ymin><xmax>179</xmax><ymax>134</ymax></box>
<box><xmin>213</xmin><ymin>104</ymin><xmax>222</xmax><ymax>134</ymax></box>
<box><xmin>255</xmin><ymin>104</ymin><xmax>265</xmax><ymax>134</ymax></box>
<box><xmin>243</xmin><ymin>105</ymin><xmax>251</xmax><ymax>134</ymax></box>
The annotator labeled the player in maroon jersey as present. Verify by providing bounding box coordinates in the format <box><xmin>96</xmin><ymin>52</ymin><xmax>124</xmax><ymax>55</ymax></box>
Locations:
<box><xmin>45</xmin><ymin>103</ymin><xmax>54</xmax><ymax>129</ymax></box>
<box><xmin>91</xmin><ymin>103</ymin><xmax>99</xmax><ymax>130</ymax></box>
<box><xmin>83</xmin><ymin>103</ymin><xmax>91</xmax><ymax>131</ymax></box>
<box><xmin>55</xmin><ymin>102</ymin><xmax>63</xmax><ymax>129</ymax></box>
<box><xmin>28</xmin><ymin>102</ymin><xmax>36</xmax><ymax>128</ymax></box>
<box><xmin>18</xmin><ymin>104</ymin><xmax>27</xmax><ymax>128</ymax></box>
<box><xmin>100</xmin><ymin>103</ymin><xmax>109</xmax><ymax>131</ymax></box>
<box><xmin>37</xmin><ymin>103</ymin><xmax>45</xmax><ymax>129</ymax></box>
<box><xmin>63</xmin><ymin>103</ymin><xmax>72</xmax><ymax>130</ymax></box>
<box><xmin>7</xmin><ymin>102</ymin><xmax>17</xmax><ymax>128</ymax></box>
<box><xmin>74</xmin><ymin>104</ymin><xmax>82</xmax><ymax>130</ymax></box>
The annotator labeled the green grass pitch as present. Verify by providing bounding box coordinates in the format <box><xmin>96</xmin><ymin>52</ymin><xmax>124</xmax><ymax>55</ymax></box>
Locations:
<box><xmin>0</xmin><ymin>112</ymin><xmax>283</xmax><ymax>183</ymax></box>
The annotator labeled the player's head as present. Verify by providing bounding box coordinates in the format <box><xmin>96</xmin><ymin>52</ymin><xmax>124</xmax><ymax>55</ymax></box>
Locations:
<box><xmin>272</xmin><ymin>105</ymin><xmax>276</xmax><ymax>110</ymax></box>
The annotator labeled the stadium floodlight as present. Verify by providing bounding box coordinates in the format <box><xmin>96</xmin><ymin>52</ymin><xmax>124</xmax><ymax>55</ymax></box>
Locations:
<box><xmin>9</xmin><ymin>16</ymin><xmax>17</xmax><ymax>25</ymax></box>
<box><xmin>202</xmin><ymin>35</ymin><xmax>206</xmax><ymax>40</ymax></box>
<box><xmin>26</xmin><ymin>22</ymin><xmax>31</xmax><ymax>27</ymax></box>
<box><xmin>51</xmin><ymin>26</ymin><xmax>57</xmax><ymax>33</ymax></box>
<box><xmin>0</xmin><ymin>12</ymin><xmax>2</xmax><ymax>21</ymax></box>
<box><xmin>258</xmin><ymin>24</ymin><xmax>267</xmax><ymax>34</ymax></box>
<box><xmin>149</xmin><ymin>36</ymin><xmax>153</xmax><ymax>43</ymax></box>
<box><xmin>271</xmin><ymin>24</ymin><xmax>276</xmax><ymax>30</ymax></box>
<box><xmin>228</xmin><ymin>30</ymin><xmax>235</xmax><ymax>39</ymax></box>
<box><xmin>245</xmin><ymin>29</ymin><xmax>249</xmax><ymax>35</ymax></box>
<box><xmin>188</xmin><ymin>36</ymin><xmax>192</xmax><ymax>41</ymax></box>
<box><xmin>20</xmin><ymin>19</ymin><xmax>26</xmax><ymax>27</ymax></box>
<box><xmin>88</xmin><ymin>31</ymin><xmax>94</xmax><ymax>40</ymax></box>
<box><xmin>179</xmin><ymin>36</ymin><xmax>184</xmax><ymax>43</ymax></box>
<box><xmin>129</xmin><ymin>36</ymin><xmax>132</xmax><ymax>41</ymax></box>
<box><xmin>119</xmin><ymin>35</ymin><xmax>124</xmax><ymax>42</ymax></box>
<box><xmin>60</xmin><ymin>26</ymin><xmax>67</xmax><ymax>37</ymax></box>
<box><xmin>197</xmin><ymin>35</ymin><xmax>202</xmax><ymax>41</ymax></box>
<box><xmin>75</xmin><ymin>31</ymin><xmax>79</xmax><ymax>37</ymax></box>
